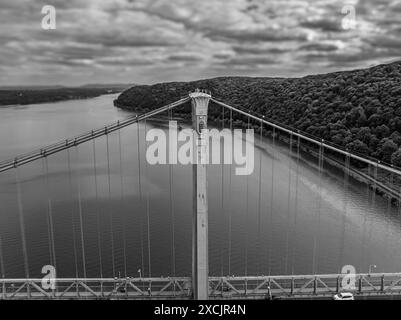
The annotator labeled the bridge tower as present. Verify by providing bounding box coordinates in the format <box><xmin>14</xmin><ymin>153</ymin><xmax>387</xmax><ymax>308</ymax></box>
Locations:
<box><xmin>190</xmin><ymin>90</ymin><xmax>211</xmax><ymax>300</ymax></box>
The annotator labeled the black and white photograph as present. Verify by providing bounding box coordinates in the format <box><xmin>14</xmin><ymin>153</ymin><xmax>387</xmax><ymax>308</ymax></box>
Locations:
<box><xmin>0</xmin><ymin>0</ymin><xmax>401</xmax><ymax>308</ymax></box>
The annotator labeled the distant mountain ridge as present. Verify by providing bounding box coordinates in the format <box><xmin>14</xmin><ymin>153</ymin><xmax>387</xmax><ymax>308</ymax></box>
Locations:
<box><xmin>79</xmin><ymin>83</ymin><xmax>136</xmax><ymax>89</ymax></box>
<box><xmin>115</xmin><ymin>61</ymin><xmax>401</xmax><ymax>166</ymax></box>
<box><xmin>0</xmin><ymin>84</ymin><xmax>135</xmax><ymax>90</ymax></box>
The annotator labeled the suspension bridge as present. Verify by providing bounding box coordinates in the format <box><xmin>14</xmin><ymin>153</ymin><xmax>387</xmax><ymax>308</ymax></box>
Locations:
<box><xmin>0</xmin><ymin>90</ymin><xmax>401</xmax><ymax>300</ymax></box>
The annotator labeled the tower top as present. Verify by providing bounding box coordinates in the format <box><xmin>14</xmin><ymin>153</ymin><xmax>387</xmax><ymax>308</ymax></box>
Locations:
<box><xmin>189</xmin><ymin>89</ymin><xmax>211</xmax><ymax>98</ymax></box>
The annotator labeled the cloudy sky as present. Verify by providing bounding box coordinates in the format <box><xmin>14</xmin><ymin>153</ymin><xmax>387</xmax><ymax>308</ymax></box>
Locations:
<box><xmin>0</xmin><ymin>0</ymin><xmax>400</xmax><ymax>86</ymax></box>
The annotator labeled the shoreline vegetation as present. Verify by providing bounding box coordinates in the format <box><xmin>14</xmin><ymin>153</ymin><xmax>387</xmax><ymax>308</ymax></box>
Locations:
<box><xmin>0</xmin><ymin>85</ymin><xmax>133</xmax><ymax>106</ymax></box>
<box><xmin>114</xmin><ymin>60</ymin><xmax>401</xmax><ymax>204</ymax></box>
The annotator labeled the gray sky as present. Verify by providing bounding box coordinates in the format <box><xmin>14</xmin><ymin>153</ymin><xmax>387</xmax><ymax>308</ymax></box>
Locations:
<box><xmin>0</xmin><ymin>0</ymin><xmax>400</xmax><ymax>86</ymax></box>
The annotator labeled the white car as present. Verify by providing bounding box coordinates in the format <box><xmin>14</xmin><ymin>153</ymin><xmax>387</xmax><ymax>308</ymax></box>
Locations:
<box><xmin>333</xmin><ymin>292</ymin><xmax>354</xmax><ymax>300</ymax></box>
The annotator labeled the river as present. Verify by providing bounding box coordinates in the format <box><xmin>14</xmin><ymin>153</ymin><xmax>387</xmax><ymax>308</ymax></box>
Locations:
<box><xmin>0</xmin><ymin>93</ymin><xmax>400</xmax><ymax>279</ymax></box>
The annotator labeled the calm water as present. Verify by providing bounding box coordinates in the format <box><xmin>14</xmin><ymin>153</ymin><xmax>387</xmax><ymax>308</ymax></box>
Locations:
<box><xmin>0</xmin><ymin>94</ymin><xmax>401</xmax><ymax>279</ymax></box>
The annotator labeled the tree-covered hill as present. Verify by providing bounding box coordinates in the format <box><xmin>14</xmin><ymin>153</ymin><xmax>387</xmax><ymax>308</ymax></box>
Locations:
<box><xmin>115</xmin><ymin>61</ymin><xmax>401</xmax><ymax>166</ymax></box>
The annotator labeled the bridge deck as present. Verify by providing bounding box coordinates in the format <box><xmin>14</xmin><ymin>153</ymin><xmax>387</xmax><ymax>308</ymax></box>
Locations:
<box><xmin>1</xmin><ymin>273</ymin><xmax>401</xmax><ymax>299</ymax></box>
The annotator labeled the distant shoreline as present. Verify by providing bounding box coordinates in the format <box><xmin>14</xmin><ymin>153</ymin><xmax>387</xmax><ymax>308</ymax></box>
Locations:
<box><xmin>0</xmin><ymin>87</ymin><xmax>129</xmax><ymax>107</ymax></box>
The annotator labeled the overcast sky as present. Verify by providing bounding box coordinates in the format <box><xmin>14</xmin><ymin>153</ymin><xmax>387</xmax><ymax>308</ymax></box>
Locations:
<box><xmin>0</xmin><ymin>0</ymin><xmax>400</xmax><ymax>86</ymax></box>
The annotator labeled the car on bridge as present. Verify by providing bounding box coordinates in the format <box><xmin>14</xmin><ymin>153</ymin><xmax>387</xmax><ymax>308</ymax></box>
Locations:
<box><xmin>333</xmin><ymin>292</ymin><xmax>354</xmax><ymax>300</ymax></box>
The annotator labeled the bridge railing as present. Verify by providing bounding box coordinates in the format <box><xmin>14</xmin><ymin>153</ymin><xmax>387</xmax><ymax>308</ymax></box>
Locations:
<box><xmin>1</xmin><ymin>273</ymin><xmax>401</xmax><ymax>299</ymax></box>
<box><xmin>0</xmin><ymin>277</ymin><xmax>192</xmax><ymax>300</ymax></box>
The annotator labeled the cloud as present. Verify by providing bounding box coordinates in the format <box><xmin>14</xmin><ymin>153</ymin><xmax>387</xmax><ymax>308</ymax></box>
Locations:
<box><xmin>219</xmin><ymin>55</ymin><xmax>276</xmax><ymax>67</ymax></box>
<box><xmin>300</xmin><ymin>43</ymin><xmax>339</xmax><ymax>52</ymax></box>
<box><xmin>167</xmin><ymin>53</ymin><xmax>204</xmax><ymax>62</ymax></box>
<box><xmin>0</xmin><ymin>0</ymin><xmax>400</xmax><ymax>85</ymax></box>
<box><xmin>300</xmin><ymin>18</ymin><xmax>344</xmax><ymax>32</ymax></box>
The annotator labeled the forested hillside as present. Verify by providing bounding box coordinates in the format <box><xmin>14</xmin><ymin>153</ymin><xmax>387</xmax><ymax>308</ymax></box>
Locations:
<box><xmin>115</xmin><ymin>61</ymin><xmax>401</xmax><ymax>166</ymax></box>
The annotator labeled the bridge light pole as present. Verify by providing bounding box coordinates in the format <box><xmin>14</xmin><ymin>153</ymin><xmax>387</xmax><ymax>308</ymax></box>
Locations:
<box><xmin>368</xmin><ymin>264</ymin><xmax>377</xmax><ymax>276</ymax></box>
<box><xmin>190</xmin><ymin>90</ymin><xmax>211</xmax><ymax>300</ymax></box>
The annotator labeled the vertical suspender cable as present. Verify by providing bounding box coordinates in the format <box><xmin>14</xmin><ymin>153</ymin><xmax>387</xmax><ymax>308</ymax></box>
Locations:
<box><xmin>220</xmin><ymin>105</ymin><xmax>225</xmax><ymax>277</ymax></box>
<box><xmin>366</xmin><ymin>164</ymin><xmax>371</xmax><ymax>199</ymax></box>
<box><xmin>75</xmin><ymin>146</ymin><xmax>87</xmax><ymax>279</ymax></box>
<box><xmin>361</xmin><ymin>163</ymin><xmax>370</xmax><ymax>266</ymax></box>
<box><xmin>291</xmin><ymin>134</ymin><xmax>301</xmax><ymax>275</ymax></box>
<box><xmin>387</xmin><ymin>173</ymin><xmax>393</xmax><ymax>214</ymax></box>
<box><xmin>366</xmin><ymin>162</ymin><xmax>379</xmax><ymax>266</ymax></box>
<box><xmin>118</xmin><ymin>128</ymin><xmax>128</xmax><ymax>278</ymax></box>
<box><xmin>257</xmin><ymin>120</ymin><xmax>263</xmax><ymax>275</ymax></box>
<box><xmin>144</xmin><ymin>119</ymin><xmax>152</xmax><ymax>278</ymax></box>
<box><xmin>42</xmin><ymin>158</ymin><xmax>53</xmax><ymax>267</ymax></box>
<box><xmin>168</xmin><ymin>109</ymin><xmax>176</xmax><ymax>277</ymax></box>
<box><xmin>384</xmin><ymin>172</ymin><xmax>393</xmax><ymax>263</ymax></box>
<box><xmin>44</xmin><ymin>157</ymin><xmax>57</xmax><ymax>272</ymax></box>
<box><xmin>312</xmin><ymin>140</ymin><xmax>324</xmax><ymax>274</ymax></box>
<box><xmin>339</xmin><ymin>153</ymin><xmax>350</xmax><ymax>270</ymax></box>
<box><xmin>396</xmin><ymin>176</ymin><xmax>401</xmax><ymax>268</ymax></box>
<box><xmin>106</xmin><ymin>133</ymin><xmax>116</xmax><ymax>278</ymax></box>
<box><xmin>67</xmin><ymin>149</ymin><xmax>79</xmax><ymax>278</ymax></box>
<box><xmin>0</xmin><ymin>237</ymin><xmax>4</xmax><ymax>278</ymax></box>
<box><xmin>285</xmin><ymin>133</ymin><xmax>293</xmax><ymax>274</ymax></box>
<box><xmin>372</xmin><ymin>163</ymin><xmax>378</xmax><ymax>206</ymax></box>
<box><xmin>92</xmin><ymin>139</ymin><xmax>103</xmax><ymax>278</ymax></box>
<box><xmin>268</xmin><ymin>127</ymin><xmax>275</xmax><ymax>276</ymax></box>
<box><xmin>15</xmin><ymin>165</ymin><xmax>29</xmax><ymax>278</ymax></box>
<box><xmin>228</xmin><ymin>109</ymin><xmax>233</xmax><ymax>276</ymax></box>
<box><xmin>0</xmin><ymin>174</ymin><xmax>3</xmax><ymax>287</ymax></box>
<box><xmin>244</xmin><ymin>117</ymin><xmax>250</xmax><ymax>277</ymax></box>
<box><xmin>137</xmin><ymin>123</ymin><xmax>145</xmax><ymax>276</ymax></box>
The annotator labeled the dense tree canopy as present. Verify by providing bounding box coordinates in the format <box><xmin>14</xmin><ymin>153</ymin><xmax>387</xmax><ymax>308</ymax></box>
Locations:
<box><xmin>115</xmin><ymin>61</ymin><xmax>401</xmax><ymax>166</ymax></box>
